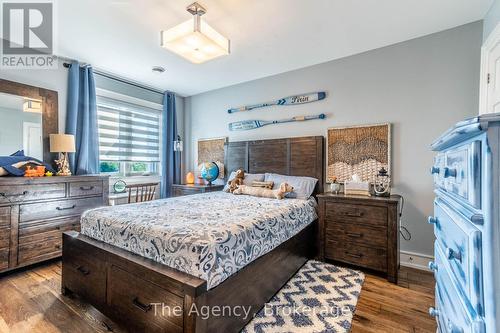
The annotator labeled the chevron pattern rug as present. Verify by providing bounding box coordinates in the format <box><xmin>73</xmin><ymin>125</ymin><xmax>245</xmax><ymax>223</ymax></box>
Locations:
<box><xmin>242</xmin><ymin>260</ymin><xmax>365</xmax><ymax>333</ymax></box>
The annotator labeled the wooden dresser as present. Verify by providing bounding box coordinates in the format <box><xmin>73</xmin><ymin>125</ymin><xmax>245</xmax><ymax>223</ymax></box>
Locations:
<box><xmin>317</xmin><ymin>193</ymin><xmax>400</xmax><ymax>283</ymax></box>
<box><xmin>171</xmin><ymin>183</ymin><xmax>224</xmax><ymax>197</ymax></box>
<box><xmin>0</xmin><ymin>175</ymin><xmax>108</xmax><ymax>273</ymax></box>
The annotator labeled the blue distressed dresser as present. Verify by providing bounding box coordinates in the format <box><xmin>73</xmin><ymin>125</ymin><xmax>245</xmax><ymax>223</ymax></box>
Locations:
<box><xmin>429</xmin><ymin>113</ymin><xmax>500</xmax><ymax>333</ymax></box>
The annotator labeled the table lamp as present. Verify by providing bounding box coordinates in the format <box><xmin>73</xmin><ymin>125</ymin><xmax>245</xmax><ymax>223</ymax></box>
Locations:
<box><xmin>50</xmin><ymin>134</ymin><xmax>76</xmax><ymax>176</ymax></box>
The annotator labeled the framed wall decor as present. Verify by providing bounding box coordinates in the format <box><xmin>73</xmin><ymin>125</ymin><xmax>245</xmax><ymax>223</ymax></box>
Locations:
<box><xmin>327</xmin><ymin>123</ymin><xmax>391</xmax><ymax>183</ymax></box>
<box><xmin>197</xmin><ymin>137</ymin><xmax>227</xmax><ymax>179</ymax></box>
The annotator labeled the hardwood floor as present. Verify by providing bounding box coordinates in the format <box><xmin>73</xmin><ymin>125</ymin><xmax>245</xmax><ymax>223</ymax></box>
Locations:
<box><xmin>0</xmin><ymin>261</ymin><xmax>436</xmax><ymax>333</ymax></box>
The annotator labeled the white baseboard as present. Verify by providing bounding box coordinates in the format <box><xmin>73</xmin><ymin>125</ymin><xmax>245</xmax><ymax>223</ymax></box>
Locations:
<box><xmin>400</xmin><ymin>250</ymin><xmax>434</xmax><ymax>272</ymax></box>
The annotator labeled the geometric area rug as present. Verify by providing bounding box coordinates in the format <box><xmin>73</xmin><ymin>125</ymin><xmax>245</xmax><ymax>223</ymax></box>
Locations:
<box><xmin>242</xmin><ymin>260</ymin><xmax>365</xmax><ymax>333</ymax></box>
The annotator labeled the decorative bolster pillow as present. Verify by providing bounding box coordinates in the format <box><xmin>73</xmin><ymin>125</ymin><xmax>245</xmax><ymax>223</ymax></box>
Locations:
<box><xmin>251</xmin><ymin>180</ymin><xmax>274</xmax><ymax>189</ymax></box>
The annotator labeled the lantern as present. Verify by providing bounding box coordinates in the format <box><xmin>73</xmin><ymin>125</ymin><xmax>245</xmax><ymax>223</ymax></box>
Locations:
<box><xmin>374</xmin><ymin>167</ymin><xmax>391</xmax><ymax>197</ymax></box>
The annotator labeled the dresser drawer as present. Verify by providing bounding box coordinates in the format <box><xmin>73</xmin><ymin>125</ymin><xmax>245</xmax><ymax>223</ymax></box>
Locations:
<box><xmin>432</xmin><ymin>141</ymin><xmax>481</xmax><ymax>209</ymax></box>
<box><xmin>69</xmin><ymin>181</ymin><xmax>103</xmax><ymax>197</ymax></box>
<box><xmin>0</xmin><ymin>228</ymin><xmax>9</xmax><ymax>249</ymax></box>
<box><xmin>62</xmin><ymin>245</ymin><xmax>107</xmax><ymax>306</ymax></box>
<box><xmin>0</xmin><ymin>248</ymin><xmax>8</xmax><ymax>271</ymax></box>
<box><xmin>19</xmin><ymin>218</ymin><xmax>80</xmax><ymax>245</ymax></box>
<box><xmin>325</xmin><ymin>240</ymin><xmax>387</xmax><ymax>272</ymax></box>
<box><xmin>326</xmin><ymin>223</ymin><xmax>387</xmax><ymax>249</ymax></box>
<box><xmin>432</xmin><ymin>199</ymin><xmax>483</xmax><ymax>313</ymax></box>
<box><xmin>19</xmin><ymin>197</ymin><xmax>103</xmax><ymax>223</ymax></box>
<box><xmin>172</xmin><ymin>187</ymin><xmax>199</xmax><ymax>197</ymax></box>
<box><xmin>108</xmin><ymin>265</ymin><xmax>183</xmax><ymax>333</ymax></box>
<box><xmin>434</xmin><ymin>256</ymin><xmax>485</xmax><ymax>333</ymax></box>
<box><xmin>0</xmin><ymin>206</ymin><xmax>10</xmax><ymax>228</ymax></box>
<box><xmin>325</xmin><ymin>202</ymin><xmax>387</xmax><ymax>227</ymax></box>
<box><xmin>18</xmin><ymin>237</ymin><xmax>62</xmax><ymax>265</ymax></box>
<box><xmin>0</xmin><ymin>183</ymin><xmax>66</xmax><ymax>204</ymax></box>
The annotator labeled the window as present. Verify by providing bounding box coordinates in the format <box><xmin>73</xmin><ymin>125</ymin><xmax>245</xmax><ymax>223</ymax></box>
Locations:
<box><xmin>96</xmin><ymin>94</ymin><xmax>162</xmax><ymax>176</ymax></box>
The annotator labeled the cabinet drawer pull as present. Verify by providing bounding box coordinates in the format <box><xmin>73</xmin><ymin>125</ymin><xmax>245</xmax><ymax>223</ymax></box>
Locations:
<box><xmin>132</xmin><ymin>297</ymin><xmax>152</xmax><ymax>313</ymax></box>
<box><xmin>56</xmin><ymin>205</ymin><xmax>76</xmax><ymax>211</ymax></box>
<box><xmin>79</xmin><ymin>186</ymin><xmax>95</xmax><ymax>191</ymax></box>
<box><xmin>343</xmin><ymin>211</ymin><xmax>364</xmax><ymax>218</ymax></box>
<box><xmin>76</xmin><ymin>266</ymin><xmax>90</xmax><ymax>276</ymax></box>
<box><xmin>55</xmin><ymin>244</ymin><xmax>61</xmax><ymax>250</ymax></box>
<box><xmin>345</xmin><ymin>232</ymin><xmax>363</xmax><ymax>238</ymax></box>
<box><xmin>430</xmin><ymin>166</ymin><xmax>440</xmax><ymax>175</ymax></box>
<box><xmin>345</xmin><ymin>251</ymin><xmax>363</xmax><ymax>259</ymax></box>
<box><xmin>428</xmin><ymin>307</ymin><xmax>439</xmax><ymax>318</ymax></box>
<box><xmin>427</xmin><ymin>216</ymin><xmax>438</xmax><ymax>225</ymax></box>
<box><xmin>428</xmin><ymin>261</ymin><xmax>438</xmax><ymax>272</ymax></box>
<box><xmin>0</xmin><ymin>190</ymin><xmax>28</xmax><ymax>198</ymax></box>
<box><xmin>446</xmin><ymin>247</ymin><xmax>462</xmax><ymax>262</ymax></box>
<box><xmin>443</xmin><ymin>167</ymin><xmax>457</xmax><ymax>178</ymax></box>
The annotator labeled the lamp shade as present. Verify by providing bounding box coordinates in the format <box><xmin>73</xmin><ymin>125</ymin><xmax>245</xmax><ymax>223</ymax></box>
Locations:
<box><xmin>50</xmin><ymin>134</ymin><xmax>76</xmax><ymax>153</ymax></box>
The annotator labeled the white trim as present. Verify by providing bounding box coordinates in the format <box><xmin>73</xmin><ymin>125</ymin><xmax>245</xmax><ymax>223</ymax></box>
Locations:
<box><xmin>479</xmin><ymin>22</ymin><xmax>500</xmax><ymax>115</ymax></box>
<box><xmin>400</xmin><ymin>250</ymin><xmax>434</xmax><ymax>272</ymax></box>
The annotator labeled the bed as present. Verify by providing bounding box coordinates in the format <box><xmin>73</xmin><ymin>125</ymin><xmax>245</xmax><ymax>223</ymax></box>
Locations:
<box><xmin>61</xmin><ymin>136</ymin><xmax>324</xmax><ymax>333</ymax></box>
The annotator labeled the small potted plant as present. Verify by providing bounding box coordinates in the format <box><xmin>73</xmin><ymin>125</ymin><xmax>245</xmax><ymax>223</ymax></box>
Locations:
<box><xmin>330</xmin><ymin>176</ymin><xmax>341</xmax><ymax>194</ymax></box>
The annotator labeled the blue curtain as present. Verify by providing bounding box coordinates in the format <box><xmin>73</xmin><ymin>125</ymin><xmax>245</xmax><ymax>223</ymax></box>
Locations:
<box><xmin>66</xmin><ymin>61</ymin><xmax>99</xmax><ymax>175</ymax></box>
<box><xmin>161</xmin><ymin>91</ymin><xmax>178</xmax><ymax>198</ymax></box>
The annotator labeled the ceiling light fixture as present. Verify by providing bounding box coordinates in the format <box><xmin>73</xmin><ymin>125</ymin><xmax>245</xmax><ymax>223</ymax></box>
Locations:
<box><xmin>160</xmin><ymin>2</ymin><xmax>230</xmax><ymax>64</ymax></box>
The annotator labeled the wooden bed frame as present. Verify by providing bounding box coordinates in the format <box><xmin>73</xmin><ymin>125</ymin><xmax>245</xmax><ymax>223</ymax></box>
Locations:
<box><xmin>61</xmin><ymin>136</ymin><xmax>324</xmax><ymax>333</ymax></box>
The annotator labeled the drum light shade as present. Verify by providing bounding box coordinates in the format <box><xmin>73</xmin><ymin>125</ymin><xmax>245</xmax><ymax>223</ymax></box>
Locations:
<box><xmin>161</xmin><ymin>2</ymin><xmax>230</xmax><ymax>64</ymax></box>
<box><xmin>50</xmin><ymin>134</ymin><xmax>76</xmax><ymax>153</ymax></box>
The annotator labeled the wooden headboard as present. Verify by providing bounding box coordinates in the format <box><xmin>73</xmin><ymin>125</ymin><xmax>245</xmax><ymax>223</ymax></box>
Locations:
<box><xmin>224</xmin><ymin>136</ymin><xmax>324</xmax><ymax>194</ymax></box>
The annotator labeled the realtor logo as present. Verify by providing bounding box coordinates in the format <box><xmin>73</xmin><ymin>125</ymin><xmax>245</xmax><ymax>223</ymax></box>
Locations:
<box><xmin>1</xmin><ymin>1</ymin><xmax>57</xmax><ymax>69</ymax></box>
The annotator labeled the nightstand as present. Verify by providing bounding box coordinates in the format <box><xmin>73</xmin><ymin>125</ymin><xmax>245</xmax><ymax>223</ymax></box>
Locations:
<box><xmin>171</xmin><ymin>183</ymin><xmax>224</xmax><ymax>197</ymax></box>
<box><xmin>317</xmin><ymin>193</ymin><xmax>401</xmax><ymax>283</ymax></box>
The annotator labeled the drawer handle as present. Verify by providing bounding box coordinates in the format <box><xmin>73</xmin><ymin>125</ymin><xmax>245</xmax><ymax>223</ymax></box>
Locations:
<box><xmin>132</xmin><ymin>297</ymin><xmax>152</xmax><ymax>313</ymax></box>
<box><xmin>79</xmin><ymin>186</ymin><xmax>95</xmax><ymax>191</ymax></box>
<box><xmin>345</xmin><ymin>251</ymin><xmax>363</xmax><ymax>259</ymax></box>
<box><xmin>430</xmin><ymin>166</ymin><xmax>440</xmax><ymax>175</ymax></box>
<box><xmin>428</xmin><ymin>307</ymin><xmax>439</xmax><ymax>318</ymax></box>
<box><xmin>448</xmin><ymin>320</ymin><xmax>464</xmax><ymax>333</ymax></box>
<box><xmin>428</xmin><ymin>261</ymin><xmax>438</xmax><ymax>272</ymax></box>
<box><xmin>76</xmin><ymin>266</ymin><xmax>90</xmax><ymax>276</ymax></box>
<box><xmin>0</xmin><ymin>190</ymin><xmax>28</xmax><ymax>198</ymax></box>
<box><xmin>427</xmin><ymin>216</ymin><xmax>438</xmax><ymax>225</ymax></box>
<box><xmin>471</xmin><ymin>214</ymin><xmax>484</xmax><ymax>225</ymax></box>
<box><xmin>56</xmin><ymin>205</ymin><xmax>76</xmax><ymax>211</ymax></box>
<box><xmin>345</xmin><ymin>232</ymin><xmax>363</xmax><ymax>238</ymax></box>
<box><xmin>443</xmin><ymin>167</ymin><xmax>457</xmax><ymax>178</ymax></box>
<box><xmin>55</xmin><ymin>244</ymin><xmax>61</xmax><ymax>250</ymax></box>
<box><xmin>446</xmin><ymin>248</ymin><xmax>462</xmax><ymax>262</ymax></box>
<box><xmin>344</xmin><ymin>211</ymin><xmax>364</xmax><ymax>218</ymax></box>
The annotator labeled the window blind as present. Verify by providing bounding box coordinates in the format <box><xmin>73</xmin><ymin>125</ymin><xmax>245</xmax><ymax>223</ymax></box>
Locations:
<box><xmin>97</xmin><ymin>95</ymin><xmax>162</xmax><ymax>162</ymax></box>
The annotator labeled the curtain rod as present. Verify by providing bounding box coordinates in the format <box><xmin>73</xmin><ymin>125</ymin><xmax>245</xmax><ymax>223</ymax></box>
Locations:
<box><xmin>63</xmin><ymin>62</ymin><xmax>165</xmax><ymax>95</ymax></box>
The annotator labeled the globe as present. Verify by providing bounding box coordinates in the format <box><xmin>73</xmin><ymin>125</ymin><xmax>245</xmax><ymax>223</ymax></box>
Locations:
<box><xmin>199</xmin><ymin>162</ymin><xmax>220</xmax><ymax>184</ymax></box>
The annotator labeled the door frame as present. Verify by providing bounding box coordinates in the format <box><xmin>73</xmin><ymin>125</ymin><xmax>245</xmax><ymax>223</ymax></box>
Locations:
<box><xmin>23</xmin><ymin>121</ymin><xmax>42</xmax><ymax>160</ymax></box>
<box><xmin>480</xmin><ymin>22</ymin><xmax>500</xmax><ymax>115</ymax></box>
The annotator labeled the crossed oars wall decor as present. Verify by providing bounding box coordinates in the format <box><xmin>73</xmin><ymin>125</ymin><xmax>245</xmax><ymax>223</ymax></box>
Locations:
<box><xmin>227</xmin><ymin>92</ymin><xmax>328</xmax><ymax>131</ymax></box>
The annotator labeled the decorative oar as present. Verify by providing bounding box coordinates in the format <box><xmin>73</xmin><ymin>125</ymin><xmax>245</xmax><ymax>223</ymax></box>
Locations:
<box><xmin>228</xmin><ymin>92</ymin><xmax>326</xmax><ymax>114</ymax></box>
<box><xmin>229</xmin><ymin>114</ymin><xmax>326</xmax><ymax>131</ymax></box>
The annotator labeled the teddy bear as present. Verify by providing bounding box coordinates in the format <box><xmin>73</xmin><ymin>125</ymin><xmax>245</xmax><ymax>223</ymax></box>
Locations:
<box><xmin>225</xmin><ymin>169</ymin><xmax>245</xmax><ymax>193</ymax></box>
<box><xmin>233</xmin><ymin>182</ymin><xmax>294</xmax><ymax>200</ymax></box>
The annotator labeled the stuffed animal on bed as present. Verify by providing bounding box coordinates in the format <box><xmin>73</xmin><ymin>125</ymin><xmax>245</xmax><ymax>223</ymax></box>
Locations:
<box><xmin>225</xmin><ymin>169</ymin><xmax>245</xmax><ymax>193</ymax></box>
<box><xmin>233</xmin><ymin>182</ymin><xmax>294</xmax><ymax>200</ymax></box>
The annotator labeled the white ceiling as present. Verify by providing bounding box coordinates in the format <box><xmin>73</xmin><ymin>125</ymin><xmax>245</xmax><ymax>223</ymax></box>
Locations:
<box><xmin>57</xmin><ymin>0</ymin><xmax>492</xmax><ymax>96</ymax></box>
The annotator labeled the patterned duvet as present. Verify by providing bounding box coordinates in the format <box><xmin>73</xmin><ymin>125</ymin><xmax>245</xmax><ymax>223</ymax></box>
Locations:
<box><xmin>80</xmin><ymin>192</ymin><xmax>318</xmax><ymax>289</ymax></box>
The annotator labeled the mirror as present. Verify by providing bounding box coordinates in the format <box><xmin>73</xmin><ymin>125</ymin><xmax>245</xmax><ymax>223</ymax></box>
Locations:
<box><xmin>0</xmin><ymin>79</ymin><xmax>58</xmax><ymax>166</ymax></box>
<box><xmin>0</xmin><ymin>92</ymin><xmax>43</xmax><ymax>160</ymax></box>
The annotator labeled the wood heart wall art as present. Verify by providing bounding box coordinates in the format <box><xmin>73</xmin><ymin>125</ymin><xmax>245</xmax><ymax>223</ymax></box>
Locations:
<box><xmin>227</xmin><ymin>92</ymin><xmax>326</xmax><ymax>114</ymax></box>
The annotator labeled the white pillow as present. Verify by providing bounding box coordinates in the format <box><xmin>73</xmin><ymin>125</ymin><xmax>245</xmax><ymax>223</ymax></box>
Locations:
<box><xmin>223</xmin><ymin>172</ymin><xmax>265</xmax><ymax>191</ymax></box>
<box><xmin>264</xmin><ymin>173</ymin><xmax>318</xmax><ymax>199</ymax></box>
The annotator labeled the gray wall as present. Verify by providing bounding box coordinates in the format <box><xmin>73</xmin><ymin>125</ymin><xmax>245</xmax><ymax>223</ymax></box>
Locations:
<box><xmin>484</xmin><ymin>0</ymin><xmax>500</xmax><ymax>41</ymax></box>
<box><xmin>185</xmin><ymin>21</ymin><xmax>482</xmax><ymax>257</ymax></box>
